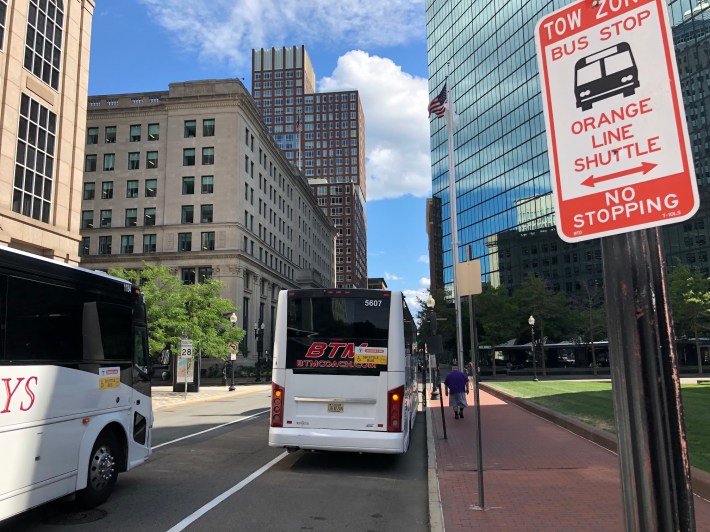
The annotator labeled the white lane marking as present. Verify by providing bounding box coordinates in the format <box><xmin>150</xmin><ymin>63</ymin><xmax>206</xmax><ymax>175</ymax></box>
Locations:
<box><xmin>151</xmin><ymin>409</ymin><xmax>270</xmax><ymax>450</ymax></box>
<box><xmin>166</xmin><ymin>451</ymin><xmax>289</xmax><ymax>532</ymax></box>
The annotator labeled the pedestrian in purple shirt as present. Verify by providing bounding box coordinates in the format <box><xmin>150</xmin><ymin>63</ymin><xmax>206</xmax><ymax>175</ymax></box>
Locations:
<box><xmin>444</xmin><ymin>369</ymin><xmax>469</xmax><ymax>419</ymax></box>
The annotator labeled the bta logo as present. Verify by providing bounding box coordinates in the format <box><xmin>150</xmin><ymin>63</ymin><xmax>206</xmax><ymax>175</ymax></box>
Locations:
<box><xmin>1</xmin><ymin>376</ymin><xmax>38</xmax><ymax>413</ymax></box>
<box><xmin>305</xmin><ymin>342</ymin><xmax>369</xmax><ymax>359</ymax></box>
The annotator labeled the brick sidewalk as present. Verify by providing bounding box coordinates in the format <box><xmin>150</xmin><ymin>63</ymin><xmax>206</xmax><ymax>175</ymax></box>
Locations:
<box><xmin>428</xmin><ymin>386</ymin><xmax>710</xmax><ymax>532</ymax></box>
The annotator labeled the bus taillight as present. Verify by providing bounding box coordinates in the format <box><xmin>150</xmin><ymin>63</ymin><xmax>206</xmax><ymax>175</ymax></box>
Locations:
<box><xmin>271</xmin><ymin>382</ymin><xmax>285</xmax><ymax>427</ymax></box>
<box><xmin>387</xmin><ymin>385</ymin><xmax>404</xmax><ymax>432</ymax></box>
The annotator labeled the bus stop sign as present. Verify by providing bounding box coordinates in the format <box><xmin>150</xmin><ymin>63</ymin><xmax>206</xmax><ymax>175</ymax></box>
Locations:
<box><xmin>535</xmin><ymin>0</ymin><xmax>698</xmax><ymax>242</ymax></box>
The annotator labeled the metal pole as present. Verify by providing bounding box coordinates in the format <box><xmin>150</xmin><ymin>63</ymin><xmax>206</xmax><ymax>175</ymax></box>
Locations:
<box><xmin>531</xmin><ymin>324</ymin><xmax>538</xmax><ymax>381</ymax></box>
<box><xmin>443</xmin><ymin>62</ymin><xmax>464</xmax><ymax>373</ymax></box>
<box><xmin>439</xmin><ymin>373</ymin><xmax>447</xmax><ymax>440</ymax></box>
<box><xmin>468</xmin><ymin>294</ymin><xmax>484</xmax><ymax>510</ymax></box>
<box><xmin>602</xmin><ymin>228</ymin><xmax>694</xmax><ymax>531</ymax></box>
<box><xmin>230</xmin><ymin>360</ymin><xmax>235</xmax><ymax>391</ymax></box>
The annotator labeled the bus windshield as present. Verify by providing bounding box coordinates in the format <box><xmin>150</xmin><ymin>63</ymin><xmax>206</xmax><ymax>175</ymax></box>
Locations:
<box><xmin>286</xmin><ymin>292</ymin><xmax>391</xmax><ymax>375</ymax></box>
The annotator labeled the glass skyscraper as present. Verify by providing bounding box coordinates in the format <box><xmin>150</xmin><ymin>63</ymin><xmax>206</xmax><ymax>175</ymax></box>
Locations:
<box><xmin>426</xmin><ymin>0</ymin><xmax>710</xmax><ymax>296</ymax></box>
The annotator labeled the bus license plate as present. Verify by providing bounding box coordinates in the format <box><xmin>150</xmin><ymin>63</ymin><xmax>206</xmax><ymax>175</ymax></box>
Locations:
<box><xmin>328</xmin><ymin>403</ymin><xmax>344</xmax><ymax>413</ymax></box>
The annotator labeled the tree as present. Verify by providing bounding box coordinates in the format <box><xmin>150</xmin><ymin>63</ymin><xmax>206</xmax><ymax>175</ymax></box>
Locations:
<box><xmin>513</xmin><ymin>274</ymin><xmax>574</xmax><ymax>376</ymax></box>
<box><xmin>668</xmin><ymin>265</ymin><xmax>710</xmax><ymax>374</ymax></box>
<box><xmin>110</xmin><ymin>264</ymin><xmax>244</xmax><ymax>360</ymax></box>
<box><xmin>474</xmin><ymin>285</ymin><xmax>519</xmax><ymax>370</ymax></box>
<box><xmin>570</xmin><ymin>281</ymin><xmax>607</xmax><ymax>374</ymax></box>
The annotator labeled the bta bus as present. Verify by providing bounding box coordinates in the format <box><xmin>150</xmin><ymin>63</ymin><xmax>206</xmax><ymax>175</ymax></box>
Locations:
<box><xmin>575</xmin><ymin>41</ymin><xmax>639</xmax><ymax>111</ymax></box>
<box><xmin>269</xmin><ymin>289</ymin><xmax>418</xmax><ymax>454</ymax></box>
<box><xmin>0</xmin><ymin>247</ymin><xmax>152</xmax><ymax>522</ymax></box>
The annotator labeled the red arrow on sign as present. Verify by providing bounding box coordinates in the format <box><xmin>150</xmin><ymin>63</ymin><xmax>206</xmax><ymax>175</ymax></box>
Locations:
<box><xmin>581</xmin><ymin>161</ymin><xmax>657</xmax><ymax>188</ymax></box>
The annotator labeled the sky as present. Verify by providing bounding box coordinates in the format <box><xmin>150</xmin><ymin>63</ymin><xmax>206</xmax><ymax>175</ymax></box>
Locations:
<box><xmin>88</xmin><ymin>0</ymin><xmax>433</xmax><ymax>315</ymax></box>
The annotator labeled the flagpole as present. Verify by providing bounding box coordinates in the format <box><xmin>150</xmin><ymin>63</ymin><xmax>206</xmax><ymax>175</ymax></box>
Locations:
<box><xmin>445</xmin><ymin>61</ymin><xmax>465</xmax><ymax>373</ymax></box>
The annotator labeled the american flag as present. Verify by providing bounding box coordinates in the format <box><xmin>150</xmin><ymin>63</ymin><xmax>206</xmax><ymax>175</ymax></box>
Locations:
<box><xmin>428</xmin><ymin>84</ymin><xmax>447</xmax><ymax>118</ymax></box>
<box><xmin>295</xmin><ymin>115</ymin><xmax>301</xmax><ymax>132</ymax></box>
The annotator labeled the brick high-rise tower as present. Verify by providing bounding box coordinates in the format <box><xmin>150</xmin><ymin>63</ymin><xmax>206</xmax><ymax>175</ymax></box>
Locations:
<box><xmin>252</xmin><ymin>46</ymin><xmax>367</xmax><ymax>288</ymax></box>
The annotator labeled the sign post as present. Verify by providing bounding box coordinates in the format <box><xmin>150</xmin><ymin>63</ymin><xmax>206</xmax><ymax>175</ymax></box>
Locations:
<box><xmin>536</xmin><ymin>1</ymin><xmax>696</xmax><ymax>529</ymax></box>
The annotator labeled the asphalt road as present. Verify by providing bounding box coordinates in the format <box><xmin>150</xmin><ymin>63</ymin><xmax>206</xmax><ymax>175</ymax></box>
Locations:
<box><xmin>0</xmin><ymin>389</ymin><xmax>428</xmax><ymax>531</ymax></box>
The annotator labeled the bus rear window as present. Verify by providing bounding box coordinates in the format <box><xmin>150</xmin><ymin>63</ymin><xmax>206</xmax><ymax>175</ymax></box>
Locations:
<box><xmin>286</xmin><ymin>295</ymin><xmax>390</xmax><ymax>375</ymax></box>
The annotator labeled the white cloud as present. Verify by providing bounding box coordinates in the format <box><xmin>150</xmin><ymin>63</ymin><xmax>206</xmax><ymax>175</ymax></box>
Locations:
<box><xmin>319</xmin><ymin>51</ymin><xmax>432</xmax><ymax>200</ymax></box>
<box><xmin>403</xmin><ymin>288</ymin><xmax>428</xmax><ymax>318</ymax></box>
<box><xmin>384</xmin><ymin>272</ymin><xmax>403</xmax><ymax>281</ymax></box>
<box><xmin>139</xmin><ymin>0</ymin><xmax>425</xmax><ymax>64</ymax></box>
<box><xmin>137</xmin><ymin>2</ymin><xmax>432</xmax><ymax>201</ymax></box>
<box><xmin>418</xmin><ymin>255</ymin><xmax>429</xmax><ymax>264</ymax></box>
<box><xmin>419</xmin><ymin>277</ymin><xmax>430</xmax><ymax>289</ymax></box>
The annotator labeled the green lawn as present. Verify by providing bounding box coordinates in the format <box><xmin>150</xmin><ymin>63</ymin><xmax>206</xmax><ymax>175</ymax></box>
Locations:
<box><xmin>483</xmin><ymin>381</ymin><xmax>710</xmax><ymax>473</ymax></box>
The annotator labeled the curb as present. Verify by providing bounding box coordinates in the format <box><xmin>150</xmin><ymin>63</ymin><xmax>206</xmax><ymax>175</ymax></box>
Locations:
<box><xmin>480</xmin><ymin>383</ymin><xmax>710</xmax><ymax>501</ymax></box>
<box><xmin>426</xmin><ymin>401</ymin><xmax>445</xmax><ymax>532</ymax></box>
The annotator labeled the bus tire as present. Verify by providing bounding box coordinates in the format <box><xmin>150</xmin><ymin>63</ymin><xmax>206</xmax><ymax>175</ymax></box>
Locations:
<box><xmin>75</xmin><ymin>431</ymin><xmax>120</xmax><ymax>509</ymax></box>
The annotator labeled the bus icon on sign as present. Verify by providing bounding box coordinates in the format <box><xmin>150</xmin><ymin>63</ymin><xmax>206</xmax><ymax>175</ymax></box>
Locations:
<box><xmin>575</xmin><ymin>42</ymin><xmax>640</xmax><ymax>111</ymax></box>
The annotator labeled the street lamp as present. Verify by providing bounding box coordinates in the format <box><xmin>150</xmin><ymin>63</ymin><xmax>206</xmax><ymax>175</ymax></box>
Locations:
<box><xmin>254</xmin><ymin>321</ymin><xmax>265</xmax><ymax>382</ymax></box>
<box><xmin>229</xmin><ymin>312</ymin><xmax>238</xmax><ymax>391</ymax></box>
<box><xmin>426</xmin><ymin>295</ymin><xmax>440</xmax><ymax>400</ymax></box>
<box><xmin>529</xmin><ymin>315</ymin><xmax>539</xmax><ymax>382</ymax></box>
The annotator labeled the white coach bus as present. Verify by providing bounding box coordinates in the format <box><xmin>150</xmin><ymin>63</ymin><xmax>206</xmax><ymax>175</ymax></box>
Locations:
<box><xmin>269</xmin><ymin>289</ymin><xmax>418</xmax><ymax>454</ymax></box>
<box><xmin>0</xmin><ymin>247</ymin><xmax>152</xmax><ymax>521</ymax></box>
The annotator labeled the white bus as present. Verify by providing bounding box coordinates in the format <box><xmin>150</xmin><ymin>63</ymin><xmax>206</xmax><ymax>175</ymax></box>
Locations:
<box><xmin>269</xmin><ymin>289</ymin><xmax>418</xmax><ymax>454</ymax></box>
<box><xmin>0</xmin><ymin>247</ymin><xmax>152</xmax><ymax>522</ymax></box>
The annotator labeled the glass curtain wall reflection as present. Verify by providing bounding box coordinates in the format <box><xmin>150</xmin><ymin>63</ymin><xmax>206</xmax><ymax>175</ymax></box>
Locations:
<box><xmin>426</xmin><ymin>0</ymin><xmax>710</xmax><ymax>297</ymax></box>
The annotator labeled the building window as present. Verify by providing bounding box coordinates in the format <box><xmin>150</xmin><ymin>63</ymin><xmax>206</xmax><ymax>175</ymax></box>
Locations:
<box><xmin>202</xmin><ymin>147</ymin><xmax>214</xmax><ymax>165</ymax></box>
<box><xmin>203</xmin><ymin>119</ymin><xmax>215</xmax><ymax>137</ymax></box>
<box><xmin>201</xmin><ymin>231</ymin><xmax>215</xmax><ymax>250</ymax></box>
<box><xmin>182</xmin><ymin>268</ymin><xmax>196</xmax><ymax>285</ymax></box>
<box><xmin>100</xmin><ymin>209</ymin><xmax>112</xmax><ymax>228</ymax></box>
<box><xmin>143</xmin><ymin>234</ymin><xmax>156</xmax><ymax>253</ymax></box>
<box><xmin>101</xmin><ymin>181</ymin><xmax>113</xmax><ymax>200</ymax></box>
<box><xmin>144</xmin><ymin>207</ymin><xmax>156</xmax><ymax>226</ymax></box>
<box><xmin>79</xmin><ymin>236</ymin><xmax>90</xmax><ymax>256</ymax></box>
<box><xmin>182</xmin><ymin>176</ymin><xmax>195</xmax><ymax>195</ymax></box>
<box><xmin>128</xmin><ymin>152</ymin><xmax>140</xmax><ymax>170</ymax></box>
<box><xmin>146</xmin><ymin>151</ymin><xmax>158</xmax><ymax>169</ymax></box>
<box><xmin>105</xmin><ymin>126</ymin><xmax>116</xmax><ymax>143</ymax></box>
<box><xmin>130</xmin><ymin>124</ymin><xmax>141</xmax><ymax>142</ymax></box>
<box><xmin>184</xmin><ymin>120</ymin><xmax>196</xmax><ymax>138</ymax></box>
<box><xmin>120</xmin><ymin>235</ymin><xmax>134</xmax><ymax>254</ymax></box>
<box><xmin>83</xmin><ymin>182</ymin><xmax>95</xmax><ymax>200</ymax></box>
<box><xmin>201</xmin><ymin>175</ymin><xmax>214</xmax><ymax>194</ymax></box>
<box><xmin>183</xmin><ymin>148</ymin><xmax>195</xmax><ymax>166</ymax></box>
<box><xmin>85</xmin><ymin>154</ymin><xmax>97</xmax><ymax>172</ymax></box>
<box><xmin>103</xmin><ymin>153</ymin><xmax>115</xmax><ymax>171</ymax></box>
<box><xmin>13</xmin><ymin>93</ymin><xmax>56</xmax><ymax>223</ymax></box>
<box><xmin>125</xmin><ymin>208</ymin><xmax>137</xmax><ymax>227</ymax></box>
<box><xmin>148</xmin><ymin>123</ymin><xmax>159</xmax><ymax>141</ymax></box>
<box><xmin>178</xmin><ymin>232</ymin><xmax>192</xmax><ymax>252</ymax></box>
<box><xmin>198</xmin><ymin>267</ymin><xmax>213</xmax><ymax>283</ymax></box>
<box><xmin>181</xmin><ymin>205</ymin><xmax>194</xmax><ymax>224</ymax></box>
<box><xmin>200</xmin><ymin>204</ymin><xmax>213</xmax><ymax>223</ymax></box>
<box><xmin>145</xmin><ymin>179</ymin><xmax>157</xmax><ymax>197</ymax></box>
<box><xmin>127</xmin><ymin>180</ymin><xmax>139</xmax><ymax>198</ymax></box>
<box><xmin>24</xmin><ymin>0</ymin><xmax>64</xmax><ymax>89</ymax></box>
<box><xmin>98</xmin><ymin>236</ymin><xmax>112</xmax><ymax>255</ymax></box>
<box><xmin>87</xmin><ymin>127</ymin><xmax>98</xmax><ymax>145</ymax></box>
<box><xmin>81</xmin><ymin>210</ymin><xmax>94</xmax><ymax>229</ymax></box>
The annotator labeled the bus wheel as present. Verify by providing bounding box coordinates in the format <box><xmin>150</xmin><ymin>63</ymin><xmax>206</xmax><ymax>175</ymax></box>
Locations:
<box><xmin>75</xmin><ymin>432</ymin><xmax>120</xmax><ymax>509</ymax></box>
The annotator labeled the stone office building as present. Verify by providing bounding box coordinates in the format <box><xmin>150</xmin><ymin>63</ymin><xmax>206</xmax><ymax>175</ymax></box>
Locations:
<box><xmin>0</xmin><ymin>0</ymin><xmax>94</xmax><ymax>264</ymax></box>
<box><xmin>78</xmin><ymin>79</ymin><xmax>336</xmax><ymax>360</ymax></box>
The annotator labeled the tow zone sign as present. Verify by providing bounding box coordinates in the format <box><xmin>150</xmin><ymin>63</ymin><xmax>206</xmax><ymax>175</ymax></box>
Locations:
<box><xmin>535</xmin><ymin>0</ymin><xmax>698</xmax><ymax>242</ymax></box>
